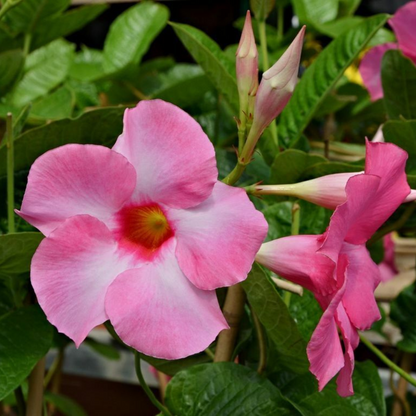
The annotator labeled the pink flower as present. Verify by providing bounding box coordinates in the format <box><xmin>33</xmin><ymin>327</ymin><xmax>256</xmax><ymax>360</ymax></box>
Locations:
<box><xmin>17</xmin><ymin>100</ymin><xmax>268</xmax><ymax>359</ymax></box>
<box><xmin>378</xmin><ymin>233</ymin><xmax>398</xmax><ymax>282</ymax></box>
<box><xmin>256</xmin><ymin>142</ymin><xmax>410</xmax><ymax>396</ymax></box>
<box><xmin>255</xmin><ymin>140</ymin><xmax>413</xmax><ymax>209</ymax></box>
<box><xmin>359</xmin><ymin>1</ymin><xmax>416</xmax><ymax>101</ymax></box>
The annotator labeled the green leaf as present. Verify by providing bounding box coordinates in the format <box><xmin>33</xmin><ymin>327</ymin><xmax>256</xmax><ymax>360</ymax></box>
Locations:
<box><xmin>241</xmin><ymin>263</ymin><xmax>309</xmax><ymax>373</ymax></box>
<box><xmin>279</xmin><ymin>14</ymin><xmax>389</xmax><ymax>147</ymax></box>
<box><xmin>165</xmin><ymin>362</ymin><xmax>296</xmax><ymax>416</ymax></box>
<box><xmin>170</xmin><ymin>22</ymin><xmax>239</xmax><ymax>111</ymax></box>
<box><xmin>383</xmin><ymin>120</ymin><xmax>416</xmax><ymax>174</ymax></box>
<box><xmin>10</xmin><ymin>39</ymin><xmax>75</xmax><ymax>108</ymax></box>
<box><xmin>31</xmin><ymin>4</ymin><xmax>108</xmax><ymax>51</ymax></box>
<box><xmin>45</xmin><ymin>392</ymin><xmax>87</xmax><ymax>416</ymax></box>
<box><xmin>301</xmin><ymin>161</ymin><xmax>363</xmax><ymax>179</ymax></box>
<box><xmin>0</xmin><ymin>49</ymin><xmax>24</xmax><ymax>96</ymax></box>
<box><xmin>381</xmin><ymin>50</ymin><xmax>416</xmax><ymax>120</ymax></box>
<box><xmin>0</xmin><ymin>233</ymin><xmax>43</xmax><ymax>279</ymax></box>
<box><xmin>69</xmin><ymin>46</ymin><xmax>104</xmax><ymax>82</ymax></box>
<box><xmin>5</xmin><ymin>0</ymin><xmax>70</xmax><ymax>34</ymax></box>
<box><xmin>250</xmin><ymin>0</ymin><xmax>276</xmax><ymax>20</ymax></box>
<box><xmin>0</xmin><ymin>305</ymin><xmax>54</xmax><ymax>401</ymax></box>
<box><xmin>103</xmin><ymin>2</ymin><xmax>169</xmax><ymax>76</ymax></box>
<box><xmin>262</xmin><ymin>202</ymin><xmax>292</xmax><ymax>241</ymax></box>
<box><xmin>0</xmin><ymin>107</ymin><xmax>125</xmax><ymax>179</ymax></box>
<box><xmin>84</xmin><ymin>338</ymin><xmax>120</xmax><ymax>360</ymax></box>
<box><xmin>30</xmin><ymin>86</ymin><xmax>74</xmax><ymax>121</ymax></box>
<box><xmin>292</xmin><ymin>0</ymin><xmax>338</xmax><ymax>25</ymax></box>
<box><xmin>270</xmin><ymin>149</ymin><xmax>326</xmax><ymax>183</ymax></box>
<box><xmin>338</xmin><ymin>0</ymin><xmax>361</xmax><ymax>17</ymax></box>
<box><xmin>390</xmin><ymin>283</ymin><xmax>416</xmax><ymax>352</ymax></box>
<box><xmin>278</xmin><ymin>361</ymin><xmax>385</xmax><ymax>415</ymax></box>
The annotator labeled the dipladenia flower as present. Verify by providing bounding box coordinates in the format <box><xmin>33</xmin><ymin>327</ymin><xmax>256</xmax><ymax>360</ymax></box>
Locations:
<box><xmin>17</xmin><ymin>100</ymin><xmax>268</xmax><ymax>359</ymax></box>
<box><xmin>256</xmin><ymin>142</ymin><xmax>410</xmax><ymax>396</ymax></box>
<box><xmin>241</xmin><ymin>26</ymin><xmax>305</xmax><ymax>160</ymax></box>
<box><xmin>378</xmin><ymin>233</ymin><xmax>398</xmax><ymax>282</ymax></box>
<box><xmin>255</xmin><ymin>140</ymin><xmax>415</xmax><ymax>209</ymax></box>
<box><xmin>236</xmin><ymin>11</ymin><xmax>258</xmax><ymax>124</ymax></box>
<box><xmin>359</xmin><ymin>1</ymin><xmax>416</xmax><ymax>101</ymax></box>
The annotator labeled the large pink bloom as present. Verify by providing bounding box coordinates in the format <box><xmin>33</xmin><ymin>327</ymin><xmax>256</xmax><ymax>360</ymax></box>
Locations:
<box><xmin>359</xmin><ymin>1</ymin><xmax>416</xmax><ymax>101</ymax></box>
<box><xmin>17</xmin><ymin>100</ymin><xmax>268</xmax><ymax>359</ymax></box>
<box><xmin>256</xmin><ymin>142</ymin><xmax>410</xmax><ymax>396</ymax></box>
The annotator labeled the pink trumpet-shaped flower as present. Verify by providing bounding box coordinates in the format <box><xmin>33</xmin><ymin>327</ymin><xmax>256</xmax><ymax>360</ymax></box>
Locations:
<box><xmin>256</xmin><ymin>141</ymin><xmax>410</xmax><ymax>396</ymax></box>
<box><xmin>17</xmin><ymin>100</ymin><xmax>268</xmax><ymax>359</ymax></box>
<box><xmin>255</xmin><ymin>140</ymin><xmax>414</xmax><ymax>209</ymax></box>
<box><xmin>378</xmin><ymin>233</ymin><xmax>398</xmax><ymax>282</ymax></box>
<box><xmin>359</xmin><ymin>1</ymin><xmax>416</xmax><ymax>101</ymax></box>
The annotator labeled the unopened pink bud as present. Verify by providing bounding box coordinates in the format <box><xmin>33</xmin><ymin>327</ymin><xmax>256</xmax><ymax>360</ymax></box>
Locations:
<box><xmin>236</xmin><ymin>11</ymin><xmax>258</xmax><ymax>120</ymax></box>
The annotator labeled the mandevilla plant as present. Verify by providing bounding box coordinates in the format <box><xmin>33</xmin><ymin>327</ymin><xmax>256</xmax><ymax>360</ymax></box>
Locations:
<box><xmin>1</xmin><ymin>0</ymin><xmax>416</xmax><ymax>415</ymax></box>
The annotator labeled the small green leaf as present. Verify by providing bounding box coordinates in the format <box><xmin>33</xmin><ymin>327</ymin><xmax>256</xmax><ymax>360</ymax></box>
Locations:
<box><xmin>30</xmin><ymin>86</ymin><xmax>74</xmax><ymax>121</ymax></box>
<box><xmin>170</xmin><ymin>22</ymin><xmax>239</xmax><ymax>111</ymax></box>
<box><xmin>0</xmin><ymin>305</ymin><xmax>54</xmax><ymax>401</ymax></box>
<box><xmin>382</xmin><ymin>50</ymin><xmax>416</xmax><ymax>120</ymax></box>
<box><xmin>45</xmin><ymin>392</ymin><xmax>87</xmax><ymax>416</ymax></box>
<box><xmin>0</xmin><ymin>233</ymin><xmax>43</xmax><ymax>279</ymax></box>
<box><xmin>69</xmin><ymin>46</ymin><xmax>104</xmax><ymax>82</ymax></box>
<box><xmin>0</xmin><ymin>49</ymin><xmax>24</xmax><ymax>96</ymax></box>
<box><xmin>250</xmin><ymin>0</ymin><xmax>276</xmax><ymax>20</ymax></box>
<box><xmin>279</xmin><ymin>14</ymin><xmax>389</xmax><ymax>147</ymax></box>
<box><xmin>241</xmin><ymin>263</ymin><xmax>309</xmax><ymax>373</ymax></box>
<box><xmin>165</xmin><ymin>362</ymin><xmax>296</xmax><ymax>416</ymax></box>
<box><xmin>103</xmin><ymin>2</ymin><xmax>169</xmax><ymax>76</ymax></box>
<box><xmin>292</xmin><ymin>0</ymin><xmax>338</xmax><ymax>25</ymax></box>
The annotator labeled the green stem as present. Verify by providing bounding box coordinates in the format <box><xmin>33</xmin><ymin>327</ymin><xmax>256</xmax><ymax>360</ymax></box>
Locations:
<box><xmin>6</xmin><ymin>112</ymin><xmax>15</xmax><ymax>234</ymax></box>
<box><xmin>0</xmin><ymin>0</ymin><xmax>22</xmax><ymax>21</ymax></box>
<box><xmin>277</xmin><ymin>5</ymin><xmax>284</xmax><ymax>42</ymax></box>
<box><xmin>250</xmin><ymin>306</ymin><xmax>266</xmax><ymax>374</ymax></box>
<box><xmin>14</xmin><ymin>386</ymin><xmax>26</xmax><ymax>416</ymax></box>
<box><xmin>360</xmin><ymin>335</ymin><xmax>416</xmax><ymax>388</ymax></box>
<box><xmin>134</xmin><ymin>353</ymin><xmax>172</xmax><ymax>416</ymax></box>
<box><xmin>222</xmin><ymin>161</ymin><xmax>247</xmax><ymax>186</ymax></box>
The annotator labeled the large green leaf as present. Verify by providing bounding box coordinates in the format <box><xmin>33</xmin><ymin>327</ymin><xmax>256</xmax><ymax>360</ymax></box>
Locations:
<box><xmin>279</xmin><ymin>14</ymin><xmax>389</xmax><ymax>147</ymax></box>
<box><xmin>10</xmin><ymin>39</ymin><xmax>75</xmax><ymax>108</ymax></box>
<box><xmin>0</xmin><ymin>305</ymin><xmax>54</xmax><ymax>401</ymax></box>
<box><xmin>31</xmin><ymin>4</ymin><xmax>108</xmax><ymax>51</ymax></box>
<box><xmin>170</xmin><ymin>22</ymin><xmax>239</xmax><ymax>111</ymax></box>
<box><xmin>103</xmin><ymin>2</ymin><xmax>169</xmax><ymax>76</ymax></box>
<box><xmin>241</xmin><ymin>263</ymin><xmax>309</xmax><ymax>373</ymax></box>
<box><xmin>0</xmin><ymin>107</ymin><xmax>125</xmax><ymax>179</ymax></box>
<box><xmin>383</xmin><ymin>120</ymin><xmax>416</xmax><ymax>174</ymax></box>
<box><xmin>69</xmin><ymin>46</ymin><xmax>104</xmax><ymax>82</ymax></box>
<box><xmin>0</xmin><ymin>49</ymin><xmax>24</xmax><ymax>96</ymax></box>
<box><xmin>381</xmin><ymin>50</ymin><xmax>416</xmax><ymax>120</ymax></box>
<box><xmin>262</xmin><ymin>202</ymin><xmax>293</xmax><ymax>241</ymax></box>
<box><xmin>30</xmin><ymin>86</ymin><xmax>75</xmax><ymax>121</ymax></box>
<box><xmin>165</xmin><ymin>362</ymin><xmax>296</xmax><ymax>416</ymax></box>
<box><xmin>0</xmin><ymin>233</ymin><xmax>43</xmax><ymax>279</ymax></box>
<box><xmin>292</xmin><ymin>0</ymin><xmax>339</xmax><ymax>25</ymax></box>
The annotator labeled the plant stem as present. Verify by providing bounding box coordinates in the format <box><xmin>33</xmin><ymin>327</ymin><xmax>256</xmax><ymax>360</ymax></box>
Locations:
<box><xmin>14</xmin><ymin>386</ymin><xmax>26</xmax><ymax>416</ymax></box>
<box><xmin>214</xmin><ymin>284</ymin><xmax>246</xmax><ymax>362</ymax></box>
<box><xmin>250</xmin><ymin>305</ymin><xmax>266</xmax><ymax>374</ymax></box>
<box><xmin>222</xmin><ymin>160</ymin><xmax>247</xmax><ymax>186</ymax></box>
<box><xmin>277</xmin><ymin>5</ymin><xmax>284</xmax><ymax>42</ymax></box>
<box><xmin>134</xmin><ymin>353</ymin><xmax>171</xmax><ymax>416</ymax></box>
<box><xmin>391</xmin><ymin>352</ymin><xmax>413</xmax><ymax>416</ymax></box>
<box><xmin>0</xmin><ymin>0</ymin><xmax>22</xmax><ymax>21</ymax></box>
<box><xmin>360</xmin><ymin>335</ymin><xmax>416</xmax><ymax>388</ymax></box>
<box><xmin>26</xmin><ymin>357</ymin><xmax>45</xmax><ymax>416</ymax></box>
<box><xmin>6</xmin><ymin>112</ymin><xmax>15</xmax><ymax>234</ymax></box>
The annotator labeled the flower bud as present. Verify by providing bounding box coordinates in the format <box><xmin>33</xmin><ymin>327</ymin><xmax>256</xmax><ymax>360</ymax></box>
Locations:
<box><xmin>236</xmin><ymin>11</ymin><xmax>258</xmax><ymax>123</ymax></box>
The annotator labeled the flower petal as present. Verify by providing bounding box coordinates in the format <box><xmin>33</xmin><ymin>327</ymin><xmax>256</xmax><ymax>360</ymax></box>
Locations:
<box><xmin>341</xmin><ymin>243</ymin><xmax>381</xmax><ymax>330</ymax></box>
<box><xmin>112</xmin><ymin>100</ymin><xmax>217</xmax><ymax>209</ymax></box>
<box><xmin>389</xmin><ymin>2</ymin><xmax>416</xmax><ymax>64</ymax></box>
<box><xmin>31</xmin><ymin>215</ymin><xmax>131</xmax><ymax>347</ymax></box>
<box><xmin>359</xmin><ymin>43</ymin><xmax>397</xmax><ymax>101</ymax></box>
<box><xmin>168</xmin><ymin>182</ymin><xmax>268</xmax><ymax>290</ymax></box>
<box><xmin>256</xmin><ymin>234</ymin><xmax>336</xmax><ymax>295</ymax></box>
<box><xmin>105</xmin><ymin>240</ymin><xmax>228</xmax><ymax>359</ymax></box>
<box><xmin>17</xmin><ymin>144</ymin><xmax>136</xmax><ymax>236</ymax></box>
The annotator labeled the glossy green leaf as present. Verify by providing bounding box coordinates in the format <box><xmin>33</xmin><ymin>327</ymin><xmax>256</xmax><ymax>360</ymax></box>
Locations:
<box><xmin>0</xmin><ymin>305</ymin><xmax>54</xmax><ymax>401</ymax></box>
<box><xmin>382</xmin><ymin>50</ymin><xmax>416</xmax><ymax>120</ymax></box>
<box><xmin>84</xmin><ymin>338</ymin><xmax>120</xmax><ymax>360</ymax></box>
<box><xmin>10</xmin><ymin>39</ymin><xmax>75</xmax><ymax>107</ymax></box>
<box><xmin>262</xmin><ymin>202</ymin><xmax>292</xmax><ymax>241</ymax></box>
<box><xmin>241</xmin><ymin>263</ymin><xmax>309</xmax><ymax>373</ymax></box>
<box><xmin>292</xmin><ymin>0</ymin><xmax>338</xmax><ymax>25</ymax></box>
<box><xmin>170</xmin><ymin>22</ymin><xmax>239</xmax><ymax>111</ymax></box>
<box><xmin>338</xmin><ymin>0</ymin><xmax>361</xmax><ymax>16</ymax></box>
<box><xmin>30</xmin><ymin>86</ymin><xmax>74</xmax><ymax>121</ymax></box>
<box><xmin>44</xmin><ymin>392</ymin><xmax>87</xmax><ymax>416</ymax></box>
<box><xmin>103</xmin><ymin>2</ymin><xmax>169</xmax><ymax>76</ymax></box>
<box><xmin>0</xmin><ymin>233</ymin><xmax>43</xmax><ymax>279</ymax></box>
<box><xmin>31</xmin><ymin>4</ymin><xmax>108</xmax><ymax>51</ymax></box>
<box><xmin>301</xmin><ymin>161</ymin><xmax>363</xmax><ymax>179</ymax></box>
<box><xmin>0</xmin><ymin>107</ymin><xmax>125</xmax><ymax>180</ymax></box>
<box><xmin>279</xmin><ymin>14</ymin><xmax>389</xmax><ymax>147</ymax></box>
<box><xmin>250</xmin><ymin>0</ymin><xmax>276</xmax><ymax>20</ymax></box>
<box><xmin>165</xmin><ymin>362</ymin><xmax>296</xmax><ymax>416</ymax></box>
<box><xmin>69</xmin><ymin>46</ymin><xmax>103</xmax><ymax>82</ymax></box>
<box><xmin>0</xmin><ymin>49</ymin><xmax>24</xmax><ymax>96</ymax></box>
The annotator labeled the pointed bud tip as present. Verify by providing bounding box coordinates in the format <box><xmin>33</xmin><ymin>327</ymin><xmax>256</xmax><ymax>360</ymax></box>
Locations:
<box><xmin>236</xmin><ymin>10</ymin><xmax>257</xmax><ymax>59</ymax></box>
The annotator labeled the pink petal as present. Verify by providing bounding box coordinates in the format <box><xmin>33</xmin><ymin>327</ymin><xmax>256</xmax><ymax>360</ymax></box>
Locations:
<box><xmin>105</xmin><ymin>240</ymin><xmax>228</xmax><ymax>359</ymax></box>
<box><xmin>168</xmin><ymin>182</ymin><xmax>268</xmax><ymax>290</ymax></box>
<box><xmin>16</xmin><ymin>144</ymin><xmax>136</xmax><ymax>236</ymax></box>
<box><xmin>404</xmin><ymin>189</ymin><xmax>416</xmax><ymax>203</ymax></box>
<box><xmin>341</xmin><ymin>243</ymin><xmax>381</xmax><ymax>330</ymax></box>
<box><xmin>359</xmin><ymin>43</ymin><xmax>397</xmax><ymax>101</ymax></box>
<box><xmin>346</xmin><ymin>140</ymin><xmax>410</xmax><ymax>244</ymax></box>
<box><xmin>112</xmin><ymin>100</ymin><xmax>217</xmax><ymax>209</ymax></box>
<box><xmin>307</xmin><ymin>255</ymin><xmax>349</xmax><ymax>391</ymax></box>
<box><xmin>335</xmin><ymin>302</ymin><xmax>359</xmax><ymax>397</ymax></box>
<box><xmin>31</xmin><ymin>215</ymin><xmax>132</xmax><ymax>346</ymax></box>
<box><xmin>379</xmin><ymin>233</ymin><xmax>398</xmax><ymax>282</ymax></box>
<box><xmin>389</xmin><ymin>1</ymin><xmax>416</xmax><ymax>64</ymax></box>
<box><xmin>256</xmin><ymin>235</ymin><xmax>336</xmax><ymax>295</ymax></box>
